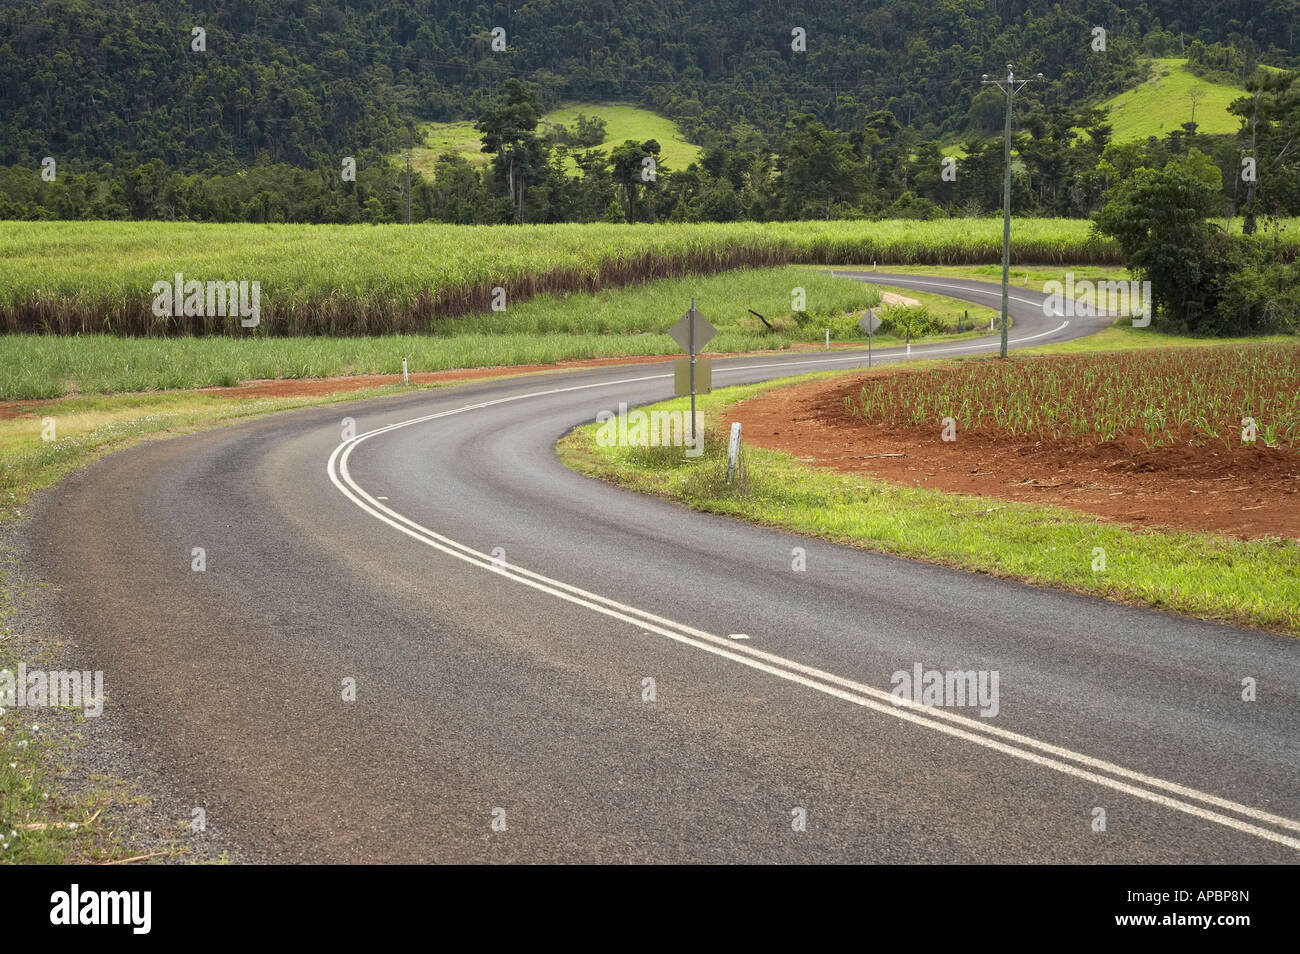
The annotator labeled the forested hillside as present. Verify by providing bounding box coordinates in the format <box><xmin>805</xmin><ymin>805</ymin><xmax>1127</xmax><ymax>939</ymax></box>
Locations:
<box><xmin>6</xmin><ymin>0</ymin><xmax>1298</xmax><ymax>167</ymax></box>
<box><xmin>1</xmin><ymin>0</ymin><xmax>1298</xmax><ymax>223</ymax></box>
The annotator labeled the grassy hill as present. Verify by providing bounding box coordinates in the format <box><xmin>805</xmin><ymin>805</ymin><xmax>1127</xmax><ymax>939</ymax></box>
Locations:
<box><xmin>539</xmin><ymin>102</ymin><xmax>702</xmax><ymax>172</ymax></box>
<box><xmin>942</xmin><ymin>57</ymin><xmax>1251</xmax><ymax>158</ymax></box>
<box><xmin>409</xmin><ymin>102</ymin><xmax>701</xmax><ymax>178</ymax></box>
<box><xmin>409</xmin><ymin>120</ymin><xmax>485</xmax><ymax>175</ymax></box>
<box><xmin>1097</xmin><ymin>57</ymin><xmax>1245</xmax><ymax>141</ymax></box>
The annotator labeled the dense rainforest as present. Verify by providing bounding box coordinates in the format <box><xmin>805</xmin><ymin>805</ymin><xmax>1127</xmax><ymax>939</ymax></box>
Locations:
<box><xmin>1</xmin><ymin>0</ymin><xmax>1298</xmax><ymax>223</ymax></box>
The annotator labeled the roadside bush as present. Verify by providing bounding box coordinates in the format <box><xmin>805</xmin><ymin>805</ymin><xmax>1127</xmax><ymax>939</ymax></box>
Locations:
<box><xmin>877</xmin><ymin>304</ymin><xmax>947</xmax><ymax>337</ymax></box>
<box><xmin>822</xmin><ymin>310</ymin><xmax>871</xmax><ymax>339</ymax></box>
<box><xmin>1094</xmin><ymin>162</ymin><xmax>1297</xmax><ymax>336</ymax></box>
<box><xmin>1217</xmin><ymin>260</ymin><xmax>1300</xmax><ymax>336</ymax></box>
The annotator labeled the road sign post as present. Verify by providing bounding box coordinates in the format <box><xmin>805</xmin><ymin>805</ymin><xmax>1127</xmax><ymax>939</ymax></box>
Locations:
<box><xmin>690</xmin><ymin>302</ymin><xmax>696</xmax><ymax>439</ymax></box>
<box><xmin>668</xmin><ymin>300</ymin><xmax>716</xmax><ymax>445</ymax></box>
<box><xmin>859</xmin><ymin>308</ymin><xmax>881</xmax><ymax>368</ymax></box>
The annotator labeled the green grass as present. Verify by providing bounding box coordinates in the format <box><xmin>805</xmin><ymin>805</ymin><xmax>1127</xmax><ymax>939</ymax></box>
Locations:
<box><xmin>410</xmin><ymin>119</ymin><xmax>487</xmax><ymax>175</ymax></box>
<box><xmin>0</xmin><ymin>332</ymin><xmax>658</xmax><ymax>400</ymax></box>
<box><xmin>559</xmin><ymin>328</ymin><xmax>1300</xmax><ymax>636</ymax></box>
<box><xmin>539</xmin><ymin>102</ymin><xmax>702</xmax><ymax>172</ymax></box>
<box><xmin>0</xmin><ymin>615</ymin><xmax>168</xmax><ymax>863</ymax></box>
<box><xmin>409</xmin><ymin>101</ymin><xmax>701</xmax><ymax>176</ymax></box>
<box><xmin>874</xmin><ymin>286</ymin><xmax>1003</xmax><ymax>340</ymax></box>
<box><xmin>1018</xmin><ymin>323</ymin><xmax>1300</xmax><ymax>356</ymax></box>
<box><xmin>429</xmin><ymin>266</ymin><xmax>880</xmax><ymax>338</ymax></box>
<box><xmin>1096</xmin><ymin>57</ymin><xmax>1247</xmax><ymax>141</ymax></box>
<box><xmin>0</xmin><ymin>698</ymin><xmax>132</xmax><ymax>863</ymax></box>
<box><xmin>0</xmin><ymin>266</ymin><xmax>895</xmax><ymax>399</ymax></box>
<box><xmin>0</xmin><ymin>389</ymin><xmax>428</xmax><ymax>512</ymax></box>
<box><xmin>860</xmin><ymin>263</ymin><xmax>1136</xmax><ymax>287</ymax></box>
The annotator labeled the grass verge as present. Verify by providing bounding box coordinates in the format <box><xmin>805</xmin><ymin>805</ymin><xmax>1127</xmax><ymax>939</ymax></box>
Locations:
<box><xmin>855</xmin><ymin>263</ymin><xmax>1136</xmax><ymax>288</ymax></box>
<box><xmin>1018</xmin><ymin>323</ymin><xmax>1300</xmax><ymax>356</ymax></box>
<box><xmin>0</xmin><ymin>378</ymin><xmax>469</xmax><ymax>862</ymax></box>
<box><xmin>0</xmin><ymin>626</ymin><xmax>152</xmax><ymax>864</ymax></box>
<box><xmin>557</xmin><ymin>345</ymin><xmax>1300</xmax><ymax>637</ymax></box>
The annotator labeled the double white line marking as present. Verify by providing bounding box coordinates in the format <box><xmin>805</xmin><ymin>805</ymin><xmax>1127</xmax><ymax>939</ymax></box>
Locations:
<box><xmin>327</xmin><ymin>359</ymin><xmax>1300</xmax><ymax>852</ymax></box>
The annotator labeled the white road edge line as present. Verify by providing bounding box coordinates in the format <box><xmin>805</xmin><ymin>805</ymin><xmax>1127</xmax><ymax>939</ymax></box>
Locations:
<box><xmin>832</xmin><ymin>273</ymin><xmax>1062</xmax><ymax>310</ymax></box>
<box><xmin>324</xmin><ymin>325</ymin><xmax>1300</xmax><ymax>852</ymax></box>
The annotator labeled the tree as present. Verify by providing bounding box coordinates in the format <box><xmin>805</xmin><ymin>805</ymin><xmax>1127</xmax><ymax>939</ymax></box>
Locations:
<box><xmin>967</xmin><ymin>89</ymin><xmax>1006</xmax><ymax>137</ymax></box>
<box><xmin>1187</xmin><ymin>84</ymin><xmax>1208</xmax><ymax>125</ymax></box>
<box><xmin>428</xmin><ymin>153</ymin><xmax>484</xmax><ymax>224</ymax></box>
<box><xmin>476</xmin><ymin>79</ymin><xmax>548</xmax><ymax>223</ymax></box>
<box><xmin>122</xmin><ymin>159</ymin><xmax>167</xmax><ymax>219</ymax></box>
<box><xmin>778</xmin><ymin>114</ymin><xmax>866</xmax><ymax>219</ymax></box>
<box><xmin>608</xmin><ymin>139</ymin><xmax>662</xmax><ymax>222</ymax></box>
<box><xmin>1230</xmin><ymin>70</ymin><xmax>1299</xmax><ymax>235</ymax></box>
<box><xmin>1093</xmin><ymin>163</ymin><xmax>1222</xmax><ymax>332</ymax></box>
<box><xmin>573</xmin><ymin>114</ymin><xmax>607</xmax><ymax>148</ymax></box>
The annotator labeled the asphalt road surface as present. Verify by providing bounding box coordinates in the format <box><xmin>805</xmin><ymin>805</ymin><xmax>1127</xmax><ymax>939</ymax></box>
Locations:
<box><xmin>26</xmin><ymin>273</ymin><xmax>1300</xmax><ymax>863</ymax></box>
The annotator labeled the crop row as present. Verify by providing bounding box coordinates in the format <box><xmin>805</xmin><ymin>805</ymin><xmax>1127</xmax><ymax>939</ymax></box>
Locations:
<box><xmin>0</xmin><ymin>218</ymin><xmax>1126</xmax><ymax>336</ymax></box>
<box><xmin>0</xmin><ymin>267</ymin><xmax>881</xmax><ymax>398</ymax></box>
<box><xmin>849</xmin><ymin>344</ymin><xmax>1300</xmax><ymax>448</ymax></box>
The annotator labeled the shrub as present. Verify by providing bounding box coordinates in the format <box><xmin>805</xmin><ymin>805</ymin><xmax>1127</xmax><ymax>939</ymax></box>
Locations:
<box><xmin>877</xmin><ymin>304</ymin><xmax>946</xmax><ymax>337</ymax></box>
<box><xmin>1217</xmin><ymin>260</ymin><xmax>1300</xmax><ymax>335</ymax></box>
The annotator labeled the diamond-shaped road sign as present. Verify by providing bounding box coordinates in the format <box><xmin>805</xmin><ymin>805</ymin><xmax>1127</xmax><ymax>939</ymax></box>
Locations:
<box><xmin>858</xmin><ymin>308</ymin><xmax>881</xmax><ymax>333</ymax></box>
<box><xmin>668</xmin><ymin>305</ymin><xmax>716</xmax><ymax>355</ymax></box>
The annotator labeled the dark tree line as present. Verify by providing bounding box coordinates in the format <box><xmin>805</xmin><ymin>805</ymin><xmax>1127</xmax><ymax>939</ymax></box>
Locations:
<box><xmin>5</xmin><ymin>71</ymin><xmax>1298</xmax><ymax>228</ymax></box>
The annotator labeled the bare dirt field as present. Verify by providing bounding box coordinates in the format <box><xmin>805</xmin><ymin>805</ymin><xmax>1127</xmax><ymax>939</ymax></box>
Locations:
<box><xmin>730</xmin><ymin>372</ymin><xmax>1300</xmax><ymax>540</ymax></box>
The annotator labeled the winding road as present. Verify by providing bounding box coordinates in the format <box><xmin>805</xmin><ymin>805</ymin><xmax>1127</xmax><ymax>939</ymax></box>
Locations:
<box><xmin>26</xmin><ymin>273</ymin><xmax>1299</xmax><ymax>863</ymax></box>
